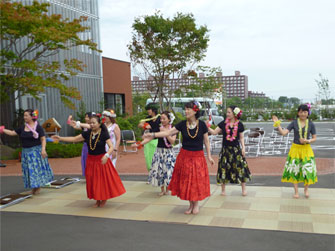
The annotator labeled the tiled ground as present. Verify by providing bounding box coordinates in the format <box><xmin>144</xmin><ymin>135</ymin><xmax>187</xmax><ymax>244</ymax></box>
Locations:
<box><xmin>2</xmin><ymin>181</ymin><xmax>334</xmax><ymax>235</ymax></box>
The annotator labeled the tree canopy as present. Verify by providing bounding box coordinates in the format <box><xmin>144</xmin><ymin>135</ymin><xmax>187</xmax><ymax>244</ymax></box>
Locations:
<box><xmin>128</xmin><ymin>11</ymin><xmax>210</xmax><ymax>110</ymax></box>
<box><xmin>0</xmin><ymin>0</ymin><xmax>101</xmax><ymax>109</ymax></box>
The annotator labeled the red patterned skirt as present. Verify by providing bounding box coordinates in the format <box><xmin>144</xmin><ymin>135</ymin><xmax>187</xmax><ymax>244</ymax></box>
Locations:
<box><xmin>168</xmin><ymin>148</ymin><xmax>210</xmax><ymax>201</ymax></box>
<box><xmin>85</xmin><ymin>154</ymin><xmax>126</xmax><ymax>200</ymax></box>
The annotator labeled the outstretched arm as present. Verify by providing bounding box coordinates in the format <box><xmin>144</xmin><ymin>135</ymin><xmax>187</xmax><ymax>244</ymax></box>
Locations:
<box><xmin>51</xmin><ymin>134</ymin><xmax>85</xmax><ymax>143</ymax></box>
<box><xmin>1</xmin><ymin>129</ymin><xmax>18</xmax><ymax>137</ymax></box>
<box><xmin>208</xmin><ymin>127</ymin><xmax>222</xmax><ymax>135</ymax></box>
<box><xmin>272</xmin><ymin>115</ymin><xmax>289</xmax><ymax>136</ymax></box>
<box><xmin>145</xmin><ymin>127</ymin><xmax>179</xmax><ymax>139</ymax></box>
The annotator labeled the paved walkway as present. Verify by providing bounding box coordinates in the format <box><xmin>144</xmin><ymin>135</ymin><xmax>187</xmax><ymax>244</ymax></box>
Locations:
<box><xmin>1</xmin><ymin>148</ymin><xmax>334</xmax><ymax>176</ymax></box>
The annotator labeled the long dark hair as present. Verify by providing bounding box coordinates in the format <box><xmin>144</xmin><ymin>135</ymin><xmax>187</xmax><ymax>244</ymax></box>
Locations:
<box><xmin>185</xmin><ymin>100</ymin><xmax>200</xmax><ymax>119</ymax></box>
<box><xmin>91</xmin><ymin>114</ymin><xmax>108</xmax><ymax>133</ymax></box>
<box><xmin>24</xmin><ymin>109</ymin><xmax>37</xmax><ymax>122</ymax></box>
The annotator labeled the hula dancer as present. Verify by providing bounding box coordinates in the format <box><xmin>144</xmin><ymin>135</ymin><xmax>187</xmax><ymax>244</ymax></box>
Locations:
<box><xmin>272</xmin><ymin>104</ymin><xmax>317</xmax><ymax>198</ymax></box>
<box><xmin>208</xmin><ymin>106</ymin><xmax>251</xmax><ymax>196</ymax></box>
<box><xmin>52</xmin><ymin>113</ymin><xmax>125</xmax><ymax>207</ymax></box>
<box><xmin>138</xmin><ymin>103</ymin><xmax>160</xmax><ymax>173</ymax></box>
<box><xmin>133</xmin><ymin>111</ymin><xmax>176</xmax><ymax>196</ymax></box>
<box><xmin>144</xmin><ymin>101</ymin><xmax>214</xmax><ymax>215</ymax></box>
<box><xmin>67</xmin><ymin>112</ymin><xmax>93</xmax><ymax>176</ymax></box>
<box><xmin>102</xmin><ymin>109</ymin><xmax>120</xmax><ymax>167</ymax></box>
<box><xmin>0</xmin><ymin>109</ymin><xmax>53</xmax><ymax>195</ymax></box>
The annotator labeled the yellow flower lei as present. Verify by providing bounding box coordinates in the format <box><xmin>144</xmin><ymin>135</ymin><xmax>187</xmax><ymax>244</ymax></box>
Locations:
<box><xmin>140</xmin><ymin>114</ymin><xmax>161</xmax><ymax>122</ymax></box>
<box><xmin>297</xmin><ymin>118</ymin><xmax>308</xmax><ymax>139</ymax></box>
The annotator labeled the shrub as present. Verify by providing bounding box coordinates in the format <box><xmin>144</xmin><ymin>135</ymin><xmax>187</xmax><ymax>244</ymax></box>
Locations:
<box><xmin>11</xmin><ymin>143</ymin><xmax>83</xmax><ymax>159</ymax></box>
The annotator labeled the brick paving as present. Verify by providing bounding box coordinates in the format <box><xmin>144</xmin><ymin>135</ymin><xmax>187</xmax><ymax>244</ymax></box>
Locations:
<box><xmin>1</xmin><ymin>148</ymin><xmax>334</xmax><ymax>176</ymax></box>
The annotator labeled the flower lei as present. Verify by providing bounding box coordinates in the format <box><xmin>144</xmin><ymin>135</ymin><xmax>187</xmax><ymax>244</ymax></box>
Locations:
<box><xmin>298</xmin><ymin>118</ymin><xmax>308</xmax><ymax>139</ymax></box>
<box><xmin>225</xmin><ymin>118</ymin><xmax>239</xmax><ymax>141</ymax></box>
<box><xmin>161</xmin><ymin>124</ymin><xmax>172</xmax><ymax>147</ymax></box>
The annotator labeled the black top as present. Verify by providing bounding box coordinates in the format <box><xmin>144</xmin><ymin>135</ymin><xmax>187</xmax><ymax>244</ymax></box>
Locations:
<box><xmin>218</xmin><ymin>120</ymin><xmax>245</xmax><ymax>147</ymax></box>
<box><xmin>81</xmin><ymin>129</ymin><xmax>110</xmax><ymax>155</ymax></box>
<box><xmin>157</xmin><ymin>137</ymin><xmax>173</xmax><ymax>149</ymax></box>
<box><xmin>175</xmin><ymin>120</ymin><xmax>208</xmax><ymax>151</ymax></box>
<box><xmin>286</xmin><ymin>119</ymin><xmax>316</xmax><ymax>145</ymax></box>
<box><xmin>147</xmin><ymin>115</ymin><xmax>161</xmax><ymax>133</ymax></box>
<box><xmin>15</xmin><ymin>124</ymin><xmax>45</xmax><ymax>148</ymax></box>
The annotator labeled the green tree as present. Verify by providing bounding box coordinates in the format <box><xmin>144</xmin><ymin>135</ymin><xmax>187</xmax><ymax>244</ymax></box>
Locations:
<box><xmin>289</xmin><ymin>97</ymin><xmax>300</xmax><ymax>107</ymax></box>
<box><xmin>132</xmin><ymin>92</ymin><xmax>151</xmax><ymax>115</ymax></box>
<box><xmin>278</xmin><ymin>96</ymin><xmax>289</xmax><ymax>104</ymax></box>
<box><xmin>315</xmin><ymin>73</ymin><xmax>331</xmax><ymax>105</ymax></box>
<box><xmin>0</xmin><ymin>1</ymin><xmax>101</xmax><ymax>109</ymax></box>
<box><xmin>128</xmin><ymin>11</ymin><xmax>210</xmax><ymax>111</ymax></box>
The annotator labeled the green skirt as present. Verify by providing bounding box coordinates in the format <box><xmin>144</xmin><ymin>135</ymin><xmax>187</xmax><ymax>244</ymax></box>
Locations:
<box><xmin>144</xmin><ymin>139</ymin><xmax>158</xmax><ymax>171</ymax></box>
<box><xmin>282</xmin><ymin>143</ymin><xmax>317</xmax><ymax>185</ymax></box>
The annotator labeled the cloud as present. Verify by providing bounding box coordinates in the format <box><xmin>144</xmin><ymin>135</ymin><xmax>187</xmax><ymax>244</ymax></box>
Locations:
<box><xmin>99</xmin><ymin>0</ymin><xmax>335</xmax><ymax>101</ymax></box>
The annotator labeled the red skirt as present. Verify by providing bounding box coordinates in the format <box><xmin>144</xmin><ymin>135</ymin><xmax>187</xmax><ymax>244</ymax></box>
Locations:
<box><xmin>168</xmin><ymin>148</ymin><xmax>210</xmax><ymax>201</ymax></box>
<box><xmin>85</xmin><ymin>154</ymin><xmax>126</xmax><ymax>200</ymax></box>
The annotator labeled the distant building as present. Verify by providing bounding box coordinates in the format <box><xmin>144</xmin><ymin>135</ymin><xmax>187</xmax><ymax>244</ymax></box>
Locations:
<box><xmin>132</xmin><ymin>70</ymin><xmax>251</xmax><ymax>100</ymax></box>
<box><xmin>248</xmin><ymin>91</ymin><xmax>267</xmax><ymax>99</ymax></box>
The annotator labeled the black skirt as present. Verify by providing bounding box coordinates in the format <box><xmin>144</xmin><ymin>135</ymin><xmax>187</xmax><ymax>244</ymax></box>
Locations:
<box><xmin>217</xmin><ymin>145</ymin><xmax>251</xmax><ymax>184</ymax></box>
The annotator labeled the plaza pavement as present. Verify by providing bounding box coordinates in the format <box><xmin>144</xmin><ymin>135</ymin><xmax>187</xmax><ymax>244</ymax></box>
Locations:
<box><xmin>1</xmin><ymin>149</ymin><xmax>334</xmax><ymax>251</ymax></box>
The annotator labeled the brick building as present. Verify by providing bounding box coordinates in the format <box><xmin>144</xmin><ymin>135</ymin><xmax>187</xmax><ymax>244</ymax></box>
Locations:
<box><xmin>102</xmin><ymin>57</ymin><xmax>133</xmax><ymax>116</ymax></box>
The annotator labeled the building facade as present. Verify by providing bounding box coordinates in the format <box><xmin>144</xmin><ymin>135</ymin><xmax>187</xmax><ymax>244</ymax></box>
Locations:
<box><xmin>1</xmin><ymin>0</ymin><xmax>103</xmax><ymax>137</ymax></box>
<box><xmin>132</xmin><ymin>70</ymin><xmax>251</xmax><ymax>100</ymax></box>
<box><xmin>102</xmin><ymin>57</ymin><xmax>133</xmax><ymax>116</ymax></box>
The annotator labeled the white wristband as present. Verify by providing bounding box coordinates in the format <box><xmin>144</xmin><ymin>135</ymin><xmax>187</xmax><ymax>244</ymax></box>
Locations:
<box><xmin>75</xmin><ymin>121</ymin><xmax>81</xmax><ymax>129</ymax></box>
<box><xmin>104</xmin><ymin>153</ymin><xmax>110</xmax><ymax>158</ymax></box>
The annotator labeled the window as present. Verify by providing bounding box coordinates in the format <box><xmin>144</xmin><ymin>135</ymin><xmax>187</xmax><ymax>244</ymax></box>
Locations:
<box><xmin>104</xmin><ymin>93</ymin><xmax>125</xmax><ymax>115</ymax></box>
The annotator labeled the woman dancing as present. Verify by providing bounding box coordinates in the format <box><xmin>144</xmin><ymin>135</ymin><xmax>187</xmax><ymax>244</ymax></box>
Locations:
<box><xmin>0</xmin><ymin>109</ymin><xmax>53</xmax><ymax>195</ymax></box>
<box><xmin>52</xmin><ymin>113</ymin><xmax>125</xmax><ymax>207</ymax></box>
<box><xmin>272</xmin><ymin>104</ymin><xmax>317</xmax><ymax>198</ymax></box>
<box><xmin>144</xmin><ymin>101</ymin><xmax>214</xmax><ymax>215</ymax></box>
<box><xmin>133</xmin><ymin>111</ymin><xmax>176</xmax><ymax>196</ymax></box>
<box><xmin>208</xmin><ymin>106</ymin><xmax>251</xmax><ymax>196</ymax></box>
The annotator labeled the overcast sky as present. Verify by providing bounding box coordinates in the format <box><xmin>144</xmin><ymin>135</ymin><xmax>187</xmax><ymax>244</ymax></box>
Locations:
<box><xmin>99</xmin><ymin>0</ymin><xmax>334</xmax><ymax>102</ymax></box>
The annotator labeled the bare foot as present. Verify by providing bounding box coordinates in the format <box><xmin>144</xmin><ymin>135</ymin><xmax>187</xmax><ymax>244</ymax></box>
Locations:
<box><xmin>242</xmin><ymin>191</ymin><xmax>247</xmax><ymax>196</ymax></box>
<box><xmin>192</xmin><ymin>206</ymin><xmax>200</xmax><ymax>215</ymax></box>
<box><xmin>304</xmin><ymin>189</ymin><xmax>309</xmax><ymax>198</ymax></box>
<box><xmin>164</xmin><ymin>191</ymin><xmax>170</xmax><ymax>195</ymax></box>
<box><xmin>99</xmin><ymin>200</ymin><xmax>107</xmax><ymax>208</ymax></box>
<box><xmin>93</xmin><ymin>200</ymin><xmax>100</xmax><ymax>208</ymax></box>
<box><xmin>184</xmin><ymin>206</ymin><xmax>193</xmax><ymax>215</ymax></box>
<box><xmin>220</xmin><ymin>191</ymin><xmax>226</xmax><ymax>196</ymax></box>
<box><xmin>293</xmin><ymin>194</ymin><xmax>299</xmax><ymax>199</ymax></box>
<box><xmin>32</xmin><ymin>188</ymin><xmax>41</xmax><ymax>195</ymax></box>
<box><xmin>158</xmin><ymin>191</ymin><xmax>165</xmax><ymax>196</ymax></box>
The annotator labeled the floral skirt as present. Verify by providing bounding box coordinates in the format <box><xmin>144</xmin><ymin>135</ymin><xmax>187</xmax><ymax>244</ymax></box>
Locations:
<box><xmin>217</xmin><ymin>145</ymin><xmax>251</xmax><ymax>184</ymax></box>
<box><xmin>144</xmin><ymin>139</ymin><xmax>158</xmax><ymax>171</ymax></box>
<box><xmin>85</xmin><ymin>154</ymin><xmax>126</xmax><ymax>200</ymax></box>
<box><xmin>21</xmin><ymin>145</ymin><xmax>54</xmax><ymax>188</ymax></box>
<box><xmin>148</xmin><ymin>147</ymin><xmax>176</xmax><ymax>187</ymax></box>
<box><xmin>168</xmin><ymin>148</ymin><xmax>210</xmax><ymax>201</ymax></box>
<box><xmin>282</xmin><ymin>143</ymin><xmax>317</xmax><ymax>185</ymax></box>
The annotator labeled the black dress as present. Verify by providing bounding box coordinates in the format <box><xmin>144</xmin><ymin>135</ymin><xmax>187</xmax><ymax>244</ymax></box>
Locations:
<box><xmin>217</xmin><ymin>120</ymin><xmax>251</xmax><ymax>184</ymax></box>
